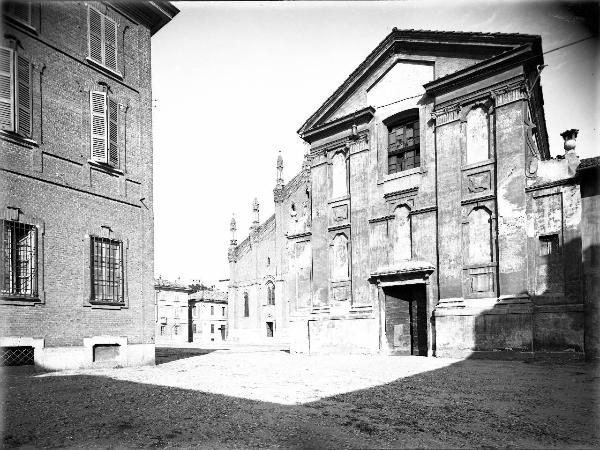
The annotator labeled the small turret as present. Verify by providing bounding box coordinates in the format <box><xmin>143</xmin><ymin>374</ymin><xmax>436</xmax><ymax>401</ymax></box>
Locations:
<box><xmin>252</xmin><ymin>198</ymin><xmax>260</xmax><ymax>228</ymax></box>
<box><xmin>276</xmin><ymin>151</ymin><xmax>284</xmax><ymax>186</ymax></box>
<box><xmin>229</xmin><ymin>214</ymin><xmax>237</xmax><ymax>246</ymax></box>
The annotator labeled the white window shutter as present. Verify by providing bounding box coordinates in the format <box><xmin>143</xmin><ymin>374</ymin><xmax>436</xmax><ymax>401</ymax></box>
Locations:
<box><xmin>90</xmin><ymin>90</ymin><xmax>107</xmax><ymax>163</ymax></box>
<box><xmin>107</xmin><ymin>97</ymin><xmax>118</xmax><ymax>167</ymax></box>
<box><xmin>104</xmin><ymin>16</ymin><xmax>117</xmax><ymax>72</ymax></box>
<box><xmin>15</xmin><ymin>54</ymin><xmax>32</xmax><ymax>138</ymax></box>
<box><xmin>88</xmin><ymin>7</ymin><xmax>103</xmax><ymax>64</ymax></box>
<box><xmin>0</xmin><ymin>47</ymin><xmax>14</xmax><ymax>132</ymax></box>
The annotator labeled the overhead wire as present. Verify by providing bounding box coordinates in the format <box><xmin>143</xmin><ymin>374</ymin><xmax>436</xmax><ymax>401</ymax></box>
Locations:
<box><xmin>374</xmin><ymin>35</ymin><xmax>596</xmax><ymax>110</ymax></box>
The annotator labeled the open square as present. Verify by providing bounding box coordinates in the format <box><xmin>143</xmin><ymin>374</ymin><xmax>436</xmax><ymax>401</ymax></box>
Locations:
<box><xmin>2</xmin><ymin>348</ymin><xmax>598</xmax><ymax>448</ymax></box>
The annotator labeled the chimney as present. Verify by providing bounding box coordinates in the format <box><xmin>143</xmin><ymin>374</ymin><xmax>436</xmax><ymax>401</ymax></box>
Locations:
<box><xmin>560</xmin><ymin>129</ymin><xmax>580</xmax><ymax>176</ymax></box>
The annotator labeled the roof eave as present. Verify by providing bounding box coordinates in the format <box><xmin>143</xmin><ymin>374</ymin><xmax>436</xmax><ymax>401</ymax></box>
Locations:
<box><xmin>300</xmin><ymin>106</ymin><xmax>375</xmax><ymax>144</ymax></box>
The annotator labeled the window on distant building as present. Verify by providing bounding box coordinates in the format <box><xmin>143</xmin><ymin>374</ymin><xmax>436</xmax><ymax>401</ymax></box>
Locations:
<box><xmin>87</xmin><ymin>6</ymin><xmax>118</xmax><ymax>74</ymax></box>
<box><xmin>387</xmin><ymin>115</ymin><xmax>420</xmax><ymax>174</ymax></box>
<box><xmin>0</xmin><ymin>47</ymin><xmax>32</xmax><ymax>138</ymax></box>
<box><xmin>90</xmin><ymin>236</ymin><xmax>123</xmax><ymax>304</ymax></box>
<box><xmin>173</xmin><ymin>325</ymin><xmax>179</xmax><ymax>335</ymax></box>
<box><xmin>89</xmin><ymin>90</ymin><xmax>119</xmax><ymax>167</ymax></box>
<box><xmin>192</xmin><ymin>323</ymin><xmax>197</xmax><ymax>334</ymax></box>
<box><xmin>266</xmin><ymin>281</ymin><xmax>275</xmax><ymax>306</ymax></box>
<box><xmin>222</xmin><ymin>306</ymin><xmax>225</xmax><ymax>316</ymax></box>
<box><xmin>160</xmin><ymin>325</ymin><xmax>166</xmax><ymax>336</ymax></box>
<box><xmin>192</xmin><ymin>305</ymin><xmax>197</xmax><ymax>317</ymax></box>
<box><xmin>210</xmin><ymin>324</ymin><xmax>214</xmax><ymax>334</ymax></box>
<box><xmin>211</xmin><ymin>305</ymin><xmax>214</xmax><ymax>315</ymax></box>
<box><xmin>243</xmin><ymin>292</ymin><xmax>249</xmax><ymax>317</ymax></box>
<box><xmin>1</xmin><ymin>219</ymin><xmax>37</xmax><ymax>298</ymax></box>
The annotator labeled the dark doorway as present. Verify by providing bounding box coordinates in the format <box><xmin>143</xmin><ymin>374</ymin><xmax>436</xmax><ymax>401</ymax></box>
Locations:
<box><xmin>384</xmin><ymin>284</ymin><xmax>427</xmax><ymax>355</ymax></box>
<box><xmin>266</xmin><ymin>321</ymin><xmax>274</xmax><ymax>338</ymax></box>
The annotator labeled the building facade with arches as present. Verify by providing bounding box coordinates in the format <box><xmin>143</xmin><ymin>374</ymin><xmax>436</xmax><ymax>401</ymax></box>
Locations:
<box><xmin>228</xmin><ymin>29</ymin><xmax>596</xmax><ymax>358</ymax></box>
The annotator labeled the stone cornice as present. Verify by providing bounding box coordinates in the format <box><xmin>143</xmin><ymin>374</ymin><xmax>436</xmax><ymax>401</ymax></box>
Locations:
<box><xmin>107</xmin><ymin>1</ymin><xmax>179</xmax><ymax>35</ymax></box>
<box><xmin>525</xmin><ymin>177</ymin><xmax>579</xmax><ymax>193</ymax></box>
<box><xmin>300</xmin><ymin>107</ymin><xmax>375</xmax><ymax>144</ymax></box>
<box><xmin>424</xmin><ymin>43</ymin><xmax>542</xmax><ymax>96</ymax></box>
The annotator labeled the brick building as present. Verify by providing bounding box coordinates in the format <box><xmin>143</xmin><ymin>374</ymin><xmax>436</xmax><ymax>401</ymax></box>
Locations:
<box><xmin>0</xmin><ymin>1</ymin><xmax>178</xmax><ymax>369</ymax></box>
<box><xmin>154</xmin><ymin>278</ymin><xmax>192</xmax><ymax>345</ymax></box>
<box><xmin>189</xmin><ymin>289</ymin><xmax>228</xmax><ymax>343</ymax></box>
<box><xmin>228</xmin><ymin>29</ymin><xmax>599</xmax><ymax>358</ymax></box>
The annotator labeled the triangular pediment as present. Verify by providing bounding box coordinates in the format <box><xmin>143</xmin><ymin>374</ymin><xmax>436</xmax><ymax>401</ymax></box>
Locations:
<box><xmin>298</xmin><ymin>29</ymin><xmax>540</xmax><ymax>141</ymax></box>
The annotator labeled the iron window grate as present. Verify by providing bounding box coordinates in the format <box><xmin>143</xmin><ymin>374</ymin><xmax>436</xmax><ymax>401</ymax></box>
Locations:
<box><xmin>91</xmin><ymin>236</ymin><xmax>123</xmax><ymax>304</ymax></box>
<box><xmin>0</xmin><ymin>346</ymin><xmax>34</xmax><ymax>366</ymax></box>
<box><xmin>1</xmin><ymin>220</ymin><xmax>37</xmax><ymax>298</ymax></box>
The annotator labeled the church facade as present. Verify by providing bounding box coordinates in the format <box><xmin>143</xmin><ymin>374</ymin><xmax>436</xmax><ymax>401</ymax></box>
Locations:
<box><xmin>227</xmin><ymin>29</ymin><xmax>597</xmax><ymax>358</ymax></box>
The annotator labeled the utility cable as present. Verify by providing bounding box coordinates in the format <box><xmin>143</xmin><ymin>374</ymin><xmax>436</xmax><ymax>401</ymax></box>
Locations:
<box><xmin>374</xmin><ymin>35</ymin><xmax>596</xmax><ymax>110</ymax></box>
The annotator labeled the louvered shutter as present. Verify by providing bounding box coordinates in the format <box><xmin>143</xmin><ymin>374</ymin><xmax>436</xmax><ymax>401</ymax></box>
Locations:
<box><xmin>104</xmin><ymin>16</ymin><xmax>117</xmax><ymax>72</ymax></box>
<box><xmin>0</xmin><ymin>220</ymin><xmax>6</xmax><ymax>294</ymax></box>
<box><xmin>90</xmin><ymin>91</ymin><xmax>107</xmax><ymax>162</ymax></box>
<box><xmin>12</xmin><ymin>3</ymin><xmax>31</xmax><ymax>25</ymax></box>
<box><xmin>0</xmin><ymin>47</ymin><xmax>14</xmax><ymax>132</ymax></box>
<box><xmin>15</xmin><ymin>55</ymin><xmax>32</xmax><ymax>137</ymax></box>
<box><xmin>88</xmin><ymin>7</ymin><xmax>103</xmax><ymax>65</ymax></box>
<box><xmin>107</xmin><ymin>97</ymin><xmax>118</xmax><ymax>166</ymax></box>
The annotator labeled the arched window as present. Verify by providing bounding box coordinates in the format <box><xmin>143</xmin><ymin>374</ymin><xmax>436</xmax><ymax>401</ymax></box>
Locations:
<box><xmin>331</xmin><ymin>233</ymin><xmax>349</xmax><ymax>281</ymax></box>
<box><xmin>387</xmin><ymin>116</ymin><xmax>420</xmax><ymax>174</ymax></box>
<box><xmin>243</xmin><ymin>292</ymin><xmax>249</xmax><ymax>317</ymax></box>
<box><xmin>393</xmin><ymin>205</ymin><xmax>411</xmax><ymax>262</ymax></box>
<box><xmin>467</xmin><ymin>207</ymin><xmax>492</xmax><ymax>264</ymax></box>
<box><xmin>331</xmin><ymin>152</ymin><xmax>347</xmax><ymax>198</ymax></box>
<box><xmin>466</xmin><ymin>107</ymin><xmax>489</xmax><ymax>165</ymax></box>
<box><xmin>266</xmin><ymin>282</ymin><xmax>275</xmax><ymax>305</ymax></box>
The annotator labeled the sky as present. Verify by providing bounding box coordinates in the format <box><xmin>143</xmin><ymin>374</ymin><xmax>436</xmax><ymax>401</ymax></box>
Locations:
<box><xmin>151</xmin><ymin>1</ymin><xmax>599</xmax><ymax>286</ymax></box>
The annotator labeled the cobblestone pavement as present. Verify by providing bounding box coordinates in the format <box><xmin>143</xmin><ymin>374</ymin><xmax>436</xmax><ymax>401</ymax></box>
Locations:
<box><xmin>2</xmin><ymin>349</ymin><xmax>599</xmax><ymax>448</ymax></box>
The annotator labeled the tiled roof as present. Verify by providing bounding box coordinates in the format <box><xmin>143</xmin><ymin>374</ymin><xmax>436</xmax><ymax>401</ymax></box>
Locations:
<box><xmin>578</xmin><ymin>156</ymin><xmax>600</xmax><ymax>170</ymax></box>
<box><xmin>154</xmin><ymin>278</ymin><xmax>190</xmax><ymax>291</ymax></box>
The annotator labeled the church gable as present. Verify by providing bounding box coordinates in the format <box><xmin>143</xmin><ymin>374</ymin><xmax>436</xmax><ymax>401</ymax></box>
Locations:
<box><xmin>298</xmin><ymin>29</ymin><xmax>540</xmax><ymax>141</ymax></box>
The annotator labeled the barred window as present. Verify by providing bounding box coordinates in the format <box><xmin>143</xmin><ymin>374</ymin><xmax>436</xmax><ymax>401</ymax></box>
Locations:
<box><xmin>1</xmin><ymin>220</ymin><xmax>37</xmax><ymax>297</ymax></box>
<box><xmin>90</xmin><ymin>236</ymin><xmax>123</xmax><ymax>304</ymax></box>
<box><xmin>388</xmin><ymin>119</ymin><xmax>420</xmax><ymax>174</ymax></box>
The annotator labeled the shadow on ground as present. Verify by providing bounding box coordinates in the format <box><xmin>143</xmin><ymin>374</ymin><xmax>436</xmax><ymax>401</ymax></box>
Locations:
<box><xmin>155</xmin><ymin>347</ymin><xmax>224</xmax><ymax>365</ymax></box>
<box><xmin>2</xmin><ymin>355</ymin><xmax>598</xmax><ymax>449</ymax></box>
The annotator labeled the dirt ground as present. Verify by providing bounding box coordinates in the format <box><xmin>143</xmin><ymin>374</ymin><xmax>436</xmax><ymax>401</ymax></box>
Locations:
<box><xmin>1</xmin><ymin>348</ymin><xmax>598</xmax><ymax>449</ymax></box>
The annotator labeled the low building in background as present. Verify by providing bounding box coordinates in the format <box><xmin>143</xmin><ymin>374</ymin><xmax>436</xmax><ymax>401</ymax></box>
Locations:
<box><xmin>154</xmin><ymin>278</ymin><xmax>192</xmax><ymax>344</ymax></box>
<box><xmin>189</xmin><ymin>289</ymin><xmax>228</xmax><ymax>343</ymax></box>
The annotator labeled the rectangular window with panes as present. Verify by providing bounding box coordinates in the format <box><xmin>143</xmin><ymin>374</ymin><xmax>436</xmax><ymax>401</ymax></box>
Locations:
<box><xmin>1</xmin><ymin>220</ymin><xmax>37</xmax><ymax>298</ymax></box>
<box><xmin>87</xmin><ymin>6</ymin><xmax>118</xmax><ymax>74</ymax></box>
<box><xmin>388</xmin><ymin>119</ymin><xmax>420</xmax><ymax>174</ymax></box>
<box><xmin>90</xmin><ymin>236</ymin><xmax>123</xmax><ymax>304</ymax></box>
<box><xmin>0</xmin><ymin>47</ymin><xmax>32</xmax><ymax>138</ymax></box>
<box><xmin>90</xmin><ymin>91</ymin><xmax>118</xmax><ymax>167</ymax></box>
